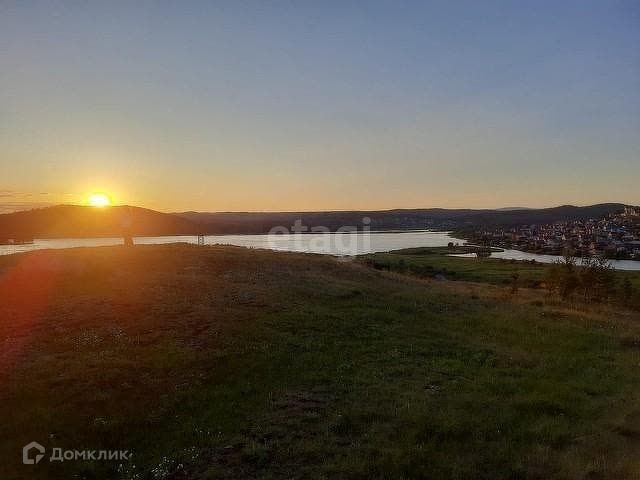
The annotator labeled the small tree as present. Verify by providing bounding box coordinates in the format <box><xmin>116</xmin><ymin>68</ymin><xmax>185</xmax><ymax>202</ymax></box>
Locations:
<box><xmin>579</xmin><ymin>255</ymin><xmax>615</xmax><ymax>303</ymax></box>
<box><xmin>546</xmin><ymin>248</ymin><xmax>578</xmax><ymax>300</ymax></box>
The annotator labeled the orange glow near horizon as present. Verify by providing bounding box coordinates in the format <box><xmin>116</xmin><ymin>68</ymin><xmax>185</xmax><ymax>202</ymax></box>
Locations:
<box><xmin>87</xmin><ymin>193</ymin><xmax>112</xmax><ymax>208</ymax></box>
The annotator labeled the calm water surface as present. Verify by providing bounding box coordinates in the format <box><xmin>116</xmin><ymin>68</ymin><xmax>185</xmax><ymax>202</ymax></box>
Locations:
<box><xmin>2</xmin><ymin>232</ymin><xmax>639</xmax><ymax>271</ymax></box>
<box><xmin>450</xmin><ymin>250</ymin><xmax>640</xmax><ymax>271</ymax></box>
<box><xmin>0</xmin><ymin>231</ymin><xmax>459</xmax><ymax>257</ymax></box>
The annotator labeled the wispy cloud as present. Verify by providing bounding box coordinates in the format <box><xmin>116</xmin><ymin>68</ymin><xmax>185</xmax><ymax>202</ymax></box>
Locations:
<box><xmin>0</xmin><ymin>191</ymin><xmax>52</xmax><ymax>199</ymax></box>
<box><xmin>0</xmin><ymin>202</ymin><xmax>52</xmax><ymax>214</ymax></box>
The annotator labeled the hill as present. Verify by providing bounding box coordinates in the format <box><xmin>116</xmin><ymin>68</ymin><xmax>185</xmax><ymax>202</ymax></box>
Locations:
<box><xmin>1</xmin><ymin>244</ymin><xmax>639</xmax><ymax>479</ymax></box>
<box><xmin>449</xmin><ymin>203</ymin><xmax>631</xmax><ymax>230</ymax></box>
<box><xmin>178</xmin><ymin>203</ymin><xmax>630</xmax><ymax>234</ymax></box>
<box><xmin>0</xmin><ymin>203</ymin><xmax>632</xmax><ymax>239</ymax></box>
<box><xmin>0</xmin><ymin>205</ymin><xmax>201</xmax><ymax>239</ymax></box>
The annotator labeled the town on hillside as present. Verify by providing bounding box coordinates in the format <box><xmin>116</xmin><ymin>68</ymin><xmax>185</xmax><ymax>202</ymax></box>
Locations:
<box><xmin>470</xmin><ymin>206</ymin><xmax>640</xmax><ymax>260</ymax></box>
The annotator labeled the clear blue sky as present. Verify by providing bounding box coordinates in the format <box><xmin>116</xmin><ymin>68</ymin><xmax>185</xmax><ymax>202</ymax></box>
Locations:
<box><xmin>1</xmin><ymin>1</ymin><xmax>638</xmax><ymax>211</ymax></box>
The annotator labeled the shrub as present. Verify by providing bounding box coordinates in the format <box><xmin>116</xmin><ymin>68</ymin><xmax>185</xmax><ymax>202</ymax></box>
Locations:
<box><xmin>546</xmin><ymin>250</ymin><xmax>618</xmax><ymax>304</ymax></box>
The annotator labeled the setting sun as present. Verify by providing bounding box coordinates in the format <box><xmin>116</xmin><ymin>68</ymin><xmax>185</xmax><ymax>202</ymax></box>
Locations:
<box><xmin>88</xmin><ymin>193</ymin><xmax>112</xmax><ymax>208</ymax></box>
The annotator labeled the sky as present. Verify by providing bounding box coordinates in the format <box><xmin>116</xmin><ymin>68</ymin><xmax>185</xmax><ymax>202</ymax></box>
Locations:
<box><xmin>1</xmin><ymin>1</ymin><xmax>639</xmax><ymax>213</ymax></box>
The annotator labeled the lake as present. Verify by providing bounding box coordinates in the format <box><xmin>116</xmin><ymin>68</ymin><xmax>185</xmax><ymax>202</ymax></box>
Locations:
<box><xmin>0</xmin><ymin>231</ymin><xmax>458</xmax><ymax>257</ymax></box>
<box><xmin>2</xmin><ymin>232</ymin><xmax>640</xmax><ymax>271</ymax></box>
<box><xmin>449</xmin><ymin>250</ymin><xmax>640</xmax><ymax>271</ymax></box>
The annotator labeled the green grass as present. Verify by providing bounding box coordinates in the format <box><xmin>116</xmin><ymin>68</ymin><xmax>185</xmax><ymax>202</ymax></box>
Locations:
<box><xmin>360</xmin><ymin>246</ymin><xmax>640</xmax><ymax>291</ymax></box>
<box><xmin>1</xmin><ymin>244</ymin><xmax>640</xmax><ymax>479</ymax></box>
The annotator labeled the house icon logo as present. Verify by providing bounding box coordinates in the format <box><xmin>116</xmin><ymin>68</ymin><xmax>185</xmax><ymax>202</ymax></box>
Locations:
<box><xmin>23</xmin><ymin>441</ymin><xmax>45</xmax><ymax>465</ymax></box>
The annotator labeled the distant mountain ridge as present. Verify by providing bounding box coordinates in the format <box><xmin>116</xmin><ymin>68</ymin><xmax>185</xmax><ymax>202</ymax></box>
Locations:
<box><xmin>0</xmin><ymin>205</ymin><xmax>200</xmax><ymax>239</ymax></box>
<box><xmin>177</xmin><ymin>203</ymin><xmax>631</xmax><ymax>234</ymax></box>
<box><xmin>0</xmin><ymin>203</ymin><xmax>633</xmax><ymax>239</ymax></box>
<box><xmin>495</xmin><ymin>207</ymin><xmax>534</xmax><ymax>211</ymax></box>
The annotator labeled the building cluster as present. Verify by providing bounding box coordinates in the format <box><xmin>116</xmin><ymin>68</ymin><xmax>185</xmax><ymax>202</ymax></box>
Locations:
<box><xmin>473</xmin><ymin>207</ymin><xmax>640</xmax><ymax>260</ymax></box>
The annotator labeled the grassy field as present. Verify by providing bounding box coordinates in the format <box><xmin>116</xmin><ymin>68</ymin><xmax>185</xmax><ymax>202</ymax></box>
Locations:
<box><xmin>1</xmin><ymin>244</ymin><xmax>640</xmax><ymax>479</ymax></box>
<box><xmin>360</xmin><ymin>246</ymin><xmax>640</xmax><ymax>291</ymax></box>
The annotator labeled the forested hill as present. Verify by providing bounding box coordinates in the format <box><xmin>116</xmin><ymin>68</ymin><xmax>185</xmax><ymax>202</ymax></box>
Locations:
<box><xmin>0</xmin><ymin>205</ymin><xmax>200</xmax><ymax>239</ymax></box>
<box><xmin>178</xmin><ymin>203</ymin><xmax>630</xmax><ymax>234</ymax></box>
<box><xmin>0</xmin><ymin>203</ymin><xmax>631</xmax><ymax>239</ymax></box>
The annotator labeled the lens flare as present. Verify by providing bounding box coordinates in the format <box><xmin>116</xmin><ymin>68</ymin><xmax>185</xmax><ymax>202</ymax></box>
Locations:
<box><xmin>88</xmin><ymin>193</ymin><xmax>111</xmax><ymax>207</ymax></box>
